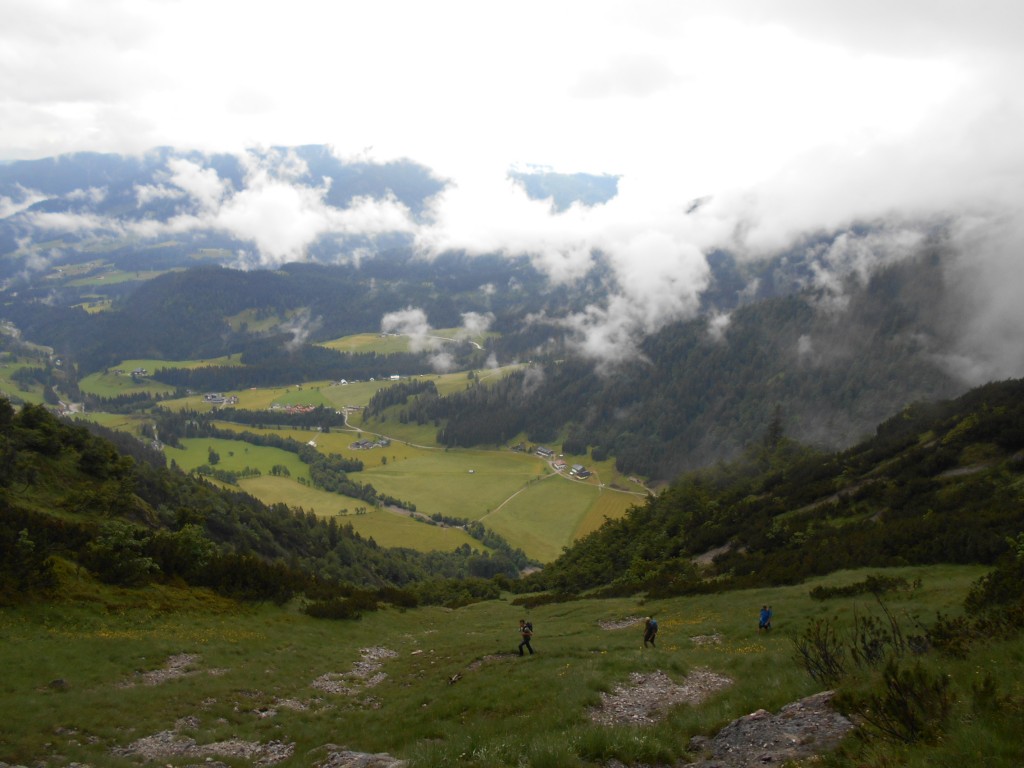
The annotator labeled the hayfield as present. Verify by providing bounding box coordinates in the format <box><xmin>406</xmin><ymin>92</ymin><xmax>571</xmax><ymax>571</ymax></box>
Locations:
<box><xmin>480</xmin><ymin>475</ymin><xmax>601</xmax><ymax>563</ymax></box>
<box><xmin>319</xmin><ymin>332</ymin><xmax>412</xmax><ymax>354</ymax></box>
<box><xmin>164</xmin><ymin>437</ymin><xmax>311</xmax><ymax>481</ymax></box>
<box><xmin>235</xmin><ymin>475</ymin><xmax>482</xmax><ymax>551</ymax></box>
<box><xmin>572</xmin><ymin>486</ymin><xmax>646</xmax><ymax>539</ymax></box>
<box><xmin>362</xmin><ymin>449</ymin><xmax>551</xmax><ymax>521</ymax></box>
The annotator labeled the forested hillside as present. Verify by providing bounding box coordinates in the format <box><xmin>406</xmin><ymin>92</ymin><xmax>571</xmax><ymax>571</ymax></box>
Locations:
<box><xmin>6</xmin><ymin>376</ymin><xmax>1023</xmax><ymax>609</ymax></box>
<box><xmin>385</xmin><ymin>254</ymin><xmax>961</xmax><ymax>477</ymax></box>
<box><xmin>520</xmin><ymin>378</ymin><xmax>1024</xmax><ymax>597</ymax></box>
<box><xmin>0</xmin><ymin>398</ymin><xmax>527</xmax><ymax>608</ymax></box>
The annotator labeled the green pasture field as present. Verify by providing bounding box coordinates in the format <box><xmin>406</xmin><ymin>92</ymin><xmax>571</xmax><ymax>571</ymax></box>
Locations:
<box><xmin>163</xmin><ymin>437</ymin><xmax>312</xmax><ymax>482</ymax></box>
<box><xmin>70</xmin><ymin>411</ymin><xmax>150</xmax><ymax>435</ymax></box>
<box><xmin>224</xmin><ymin>307</ymin><xmax>297</xmax><ymax>333</ymax></box>
<box><xmin>210</xmin><ymin>423</ymin><xmax>435</xmax><ymax>466</ymax></box>
<box><xmin>319</xmin><ymin>330</ymin><xmax>499</xmax><ymax>356</ymax></box>
<box><xmin>78</xmin><ymin>371</ymin><xmax>178</xmax><ymax>398</ymax></box>
<box><xmin>0</xmin><ymin>362</ymin><xmax>46</xmax><ymax>405</ymax></box>
<box><xmin>348</xmin><ymin>415</ymin><xmax>440</xmax><ymax>448</ymax></box>
<box><xmin>73</xmin><ymin>298</ymin><xmax>112</xmax><ymax>313</ymax></box>
<box><xmin>479</xmin><ymin>475</ymin><xmax>601</xmax><ymax>563</ymax></box>
<box><xmin>43</xmin><ymin>258</ymin><xmax>109</xmax><ymax>281</ymax></box>
<box><xmin>235</xmin><ymin>475</ymin><xmax>483</xmax><ymax>552</ymax></box>
<box><xmin>161</xmin><ymin>435</ymin><xmax>479</xmax><ymax>553</ymax></box>
<box><xmin>67</xmin><ymin>266</ymin><xmax>180</xmax><ymax>287</ymax></box>
<box><xmin>265</xmin><ymin>384</ymin><xmax>336</xmax><ymax>408</ymax></box>
<box><xmin>207</xmin><ymin>422</ymin><xmax>639</xmax><ymax>561</ymax></box>
<box><xmin>361</xmin><ymin>449</ymin><xmax>551</xmax><ymax>521</ymax></box>
<box><xmin>2</xmin><ymin>563</ymin><xmax>1008</xmax><ymax>768</ymax></box>
<box><xmin>78</xmin><ymin>355</ymin><xmax>245</xmax><ymax>399</ymax></box>
<box><xmin>319</xmin><ymin>332</ymin><xmax>412</xmax><ymax>354</ymax></box>
<box><xmin>572</xmin><ymin>486</ymin><xmax>646</xmax><ymax>539</ymax></box>
<box><xmin>158</xmin><ymin>381</ymin><xmax>331</xmax><ymax>413</ymax></box>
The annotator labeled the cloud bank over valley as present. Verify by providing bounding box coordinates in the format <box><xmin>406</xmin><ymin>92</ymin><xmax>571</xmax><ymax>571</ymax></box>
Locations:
<box><xmin>1</xmin><ymin>1</ymin><xmax>1022</xmax><ymax>383</ymax></box>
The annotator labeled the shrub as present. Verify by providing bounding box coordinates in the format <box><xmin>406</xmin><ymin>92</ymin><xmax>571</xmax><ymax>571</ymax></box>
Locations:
<box><xmin>809</xmin><ymin>574</ymin><xmax>911</xmax><ymax>600</ymax></box>
<box><xmin>83</xmin><ymin>521</ymin><xmax>160</xmax><ymax>586</ymax></box>
<box><xmin>304</xmin><ymin>597</ymin><xmax>366</xmax><ymax>620</ymax></box>
<box><xmin>793</xmin><ymin>617</ymin><xmax>848</xmax><ymax>685</ymax></box>
<box><xmin>838</xmin><ymin>660</ymin><xmax>953</xmax><ymax>744</ymax></box>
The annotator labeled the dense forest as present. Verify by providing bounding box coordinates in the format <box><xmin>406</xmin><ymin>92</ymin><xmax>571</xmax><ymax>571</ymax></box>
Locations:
<box><xmin>377</xmin><ymin>257</ymin><xmax>961</xmax><ymax>478</ymax></box>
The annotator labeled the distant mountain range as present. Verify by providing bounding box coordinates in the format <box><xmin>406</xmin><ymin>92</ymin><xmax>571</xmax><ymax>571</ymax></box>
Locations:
<box><xmin>0</xmin><ymin>146</ymin><xmax>619</xmax><ymax>274</ymax></box>
<box><xmin>0</xmin><ymin>147</ymin><xmax>1001</xmax><ymax>478</ymax></box>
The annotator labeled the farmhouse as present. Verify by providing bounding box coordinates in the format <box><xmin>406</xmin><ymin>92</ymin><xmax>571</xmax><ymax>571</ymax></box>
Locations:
<box><xmin>535</xmin><ymin>446</ymin><xmax>554</xmax><ymax>458</ymax></box>
<box><xmin>203</xmin><ymin>393</ymin><xmax>239</xmax><ymax>406</ymax></box>
<box><xmin>553</xmin><ymin>460</ymin><xmax>568</xmax><ymax>471</ymax></box>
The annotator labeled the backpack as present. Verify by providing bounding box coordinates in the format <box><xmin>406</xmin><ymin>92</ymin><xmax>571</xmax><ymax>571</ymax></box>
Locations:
<box><xmin>524</xmin><ymin>622</ymin><xmax>533</xmax><ymax>633</ymax></box>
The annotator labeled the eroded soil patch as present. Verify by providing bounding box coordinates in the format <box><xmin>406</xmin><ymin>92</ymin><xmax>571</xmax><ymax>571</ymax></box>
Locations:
<box><xmin>590</xmin><ymin>667</ymin><xmax>733</xmax><ymax>727</ymax></box>
<box><xmin>311</xmin><ymin>646</ymin><xmax>399</xmax><ymax>696</ymax></box>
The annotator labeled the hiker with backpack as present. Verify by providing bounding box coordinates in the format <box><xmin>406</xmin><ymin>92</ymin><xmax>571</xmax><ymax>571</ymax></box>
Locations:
<box><xmin>643</xmin><ymin>616</ymin><xmax>658</xmax><ymax>647</ymax></box>
<box><xmin>518</xmin><ymin>619</ymin><xmax>534</xmax><ymax>656</ymax></box>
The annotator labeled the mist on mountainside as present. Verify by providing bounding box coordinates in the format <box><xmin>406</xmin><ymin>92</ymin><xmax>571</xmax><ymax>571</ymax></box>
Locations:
<box><xmin>2</xmin><ymin>147</ymin><xmax>1022</xmax><ymax>480</ymax></box>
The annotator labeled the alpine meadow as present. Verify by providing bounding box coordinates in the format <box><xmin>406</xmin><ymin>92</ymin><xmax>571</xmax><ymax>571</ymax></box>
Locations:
<box><xmin>4</xmin><ymin>3</ymin><xmax>1024</xmax><ymax>766</ymax></box>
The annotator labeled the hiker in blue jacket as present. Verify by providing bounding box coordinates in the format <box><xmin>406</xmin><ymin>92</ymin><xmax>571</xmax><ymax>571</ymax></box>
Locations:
<box><xmin>643</xmin><ymin>616</ymin><xmax>658</xmax><ymax>647</ymax></box>
<box><xmin>758</xmin><ymin>605</ymin><xmax>773</xmax><ymax>632</ymax></box>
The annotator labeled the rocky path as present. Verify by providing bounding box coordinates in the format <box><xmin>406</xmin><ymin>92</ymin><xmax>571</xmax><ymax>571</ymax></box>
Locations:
<box><xmin>1</xmin><ymin>642</ymin><xmax>855</xmax><ymax>768</ymax></box>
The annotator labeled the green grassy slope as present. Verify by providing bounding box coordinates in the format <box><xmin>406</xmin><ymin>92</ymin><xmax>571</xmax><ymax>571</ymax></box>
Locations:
<box><xmin>0</xmin><ymin>563</ymin><xmax>1000</xmax><ymax>768</ymax></box>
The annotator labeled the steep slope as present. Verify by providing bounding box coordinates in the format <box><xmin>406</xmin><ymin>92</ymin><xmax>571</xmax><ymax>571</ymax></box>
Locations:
<box><xmin>526</xmin><ymin>378</ymin><xmax>1024</xmax><ymax>595</ymax></box>
<box><xmin>0</xmin><ymin>398</ymin><xmax>518</xmax><ymax>606</ymax></box>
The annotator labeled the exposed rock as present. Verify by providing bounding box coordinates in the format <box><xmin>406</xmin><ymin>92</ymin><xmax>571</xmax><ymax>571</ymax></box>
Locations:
<box><xmin>590</xmin><ymin>668</ymin><xmax>733</xmax><ymax>727</ymax></box>
<box><xmin>682</xmin><ymin>690</ymin><xmax>855</xmax><ymax>767</ymax></box>
<box><xmin>314</xmin><ymin>746</ymin><xmax>407</xmax><ymax>767</ymax></box>
<box><xmin>112</xmin><ymin>730</ymin><xmax>294</xmax><ymax>766</ymax></box>
<box><xmin>312</xmin><ymin>647</ymin><xmax>398</xmax><ymax>695</ymax></box>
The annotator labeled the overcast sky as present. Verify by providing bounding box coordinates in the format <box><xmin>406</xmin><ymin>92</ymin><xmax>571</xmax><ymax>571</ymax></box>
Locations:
<box><xmin>3</xmin><ymin>0</ymin><xmax>1023</xmax><ymax>377</ymax></box>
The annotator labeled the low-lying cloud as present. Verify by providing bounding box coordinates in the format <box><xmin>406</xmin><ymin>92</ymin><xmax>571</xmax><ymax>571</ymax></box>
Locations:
<box><xmin>11</xmin><ymin>101</ymin><xmax>1024</xmax><ymax>384</ymax></box>
<box><xmin>23</xmin><ymin>150</ymin><xmax>418</xmax><ymax>267</ymax></box>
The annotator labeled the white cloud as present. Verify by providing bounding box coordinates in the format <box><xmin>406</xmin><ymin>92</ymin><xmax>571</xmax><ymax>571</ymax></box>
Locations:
<box><xmin>134</xmin><ymin>182</ymin><xmax>183</xmax><ymax>207</ymax></box>
<box><xmin>459</xmin><ymin>311</ymin><xmax>494</xmax><ymax>338</ymax></box>
<box><xmin>66</xmin><ymin>186</ymin><xmax>107</xmax><ymax>204</ymax></box>
<box><xmin>0</xmin><ymin>187</ymin><xmax>47</xmax><ymax>219</ymax></box>
<box><xmin>167</xmin><ymin>158</ymin><xmax>229</xmax><ymax>211</ymax></box>
<box><xmin>381</xmin><ymin>307</ymin><xmax>434</xmax><ymax>352</ymax></box>
<box><xmin>2</xmin><ymin>0</ymin><xmax>1023</xmax><ymax>376</ymax></box>
<box><xmin>26</xmin><ymin>210</ymin><xmax>121</xmax><ymax>235</ymax></box>
<box><xmin>707</xmin><ymin>312</ymin><xmax>731</xmax><ymax>343</ymax></box>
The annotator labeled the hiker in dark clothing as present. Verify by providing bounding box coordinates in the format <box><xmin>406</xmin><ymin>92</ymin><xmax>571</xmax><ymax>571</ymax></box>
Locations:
<box><xmin>758</xmin><ymin>605</ymin><xmax>773</xmax><ymax>632</ymax></box>
<box><xmin>643</xmin><ymin>616</ymin><xmax>658</xmax><ymax>647</ymax></box>
<box><xmin>518</xmin><ymin>619</ymin><xmax>534</xmax><ymax>655</ymax></box>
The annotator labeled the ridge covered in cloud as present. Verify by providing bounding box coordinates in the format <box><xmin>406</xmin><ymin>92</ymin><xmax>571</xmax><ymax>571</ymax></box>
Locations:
<box><xmin>1</xmin><ymin>1</ymin><xmax>1022</xmax><ymax>382</ymax></box>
